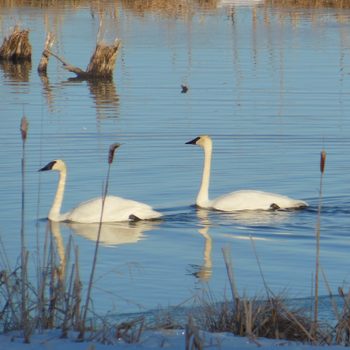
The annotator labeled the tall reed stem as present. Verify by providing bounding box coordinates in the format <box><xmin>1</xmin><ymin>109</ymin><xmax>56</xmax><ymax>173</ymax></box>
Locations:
<box><xmin>313</xmin><ymin>150</ymin><xmax>326</xmax><ymax>337</ymax></box>
<box><xmin>20</xmin><ymin>116</ymin><xmax>30</xmax><ymax>343</ymax></box>
<box><xmin>78</xmin><ymin>143</ymin><xmax>120</xmax><ymax>341</ymax></box>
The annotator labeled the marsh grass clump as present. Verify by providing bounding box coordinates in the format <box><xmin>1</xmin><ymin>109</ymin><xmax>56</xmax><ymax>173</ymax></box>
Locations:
<box><xmin>120</xmin><ymin>0</ymin><xmax>219</xmax><ymax>18</ymax></box>
<box><xmin>266</xmin><ymin>0</ymin><xmax>350</xmax><ymax>8</ymax></box>
<box><xmin>333</xmin><ymin>288</ymin><xmax>350</xmax><ymax>346</ymax></box>
<box><xmin>196</xmin><ymin>291</ymin><xmax>323</xmax><ymax>343</ymax></box>
<box><xmin>0</xmin><ymin>225</ymin><xmax>83</xmax><ymax>336</ymax></box>
<box><xmin>0</xmin><ymin>26</ymin><xmax>31</xmax><ymax>62</ymax></box>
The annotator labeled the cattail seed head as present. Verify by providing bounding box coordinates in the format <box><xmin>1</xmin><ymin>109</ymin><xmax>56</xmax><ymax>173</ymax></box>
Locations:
<box><xmin>108</xmin><ymin>143</ymin><xmax>120</xmax><ymax>164</ymax></box>
<box><xmin>320</xmin><ymin>150</ymin><xmax>326</xmax><ymax>174</ymax></box>
<box><xmin>20</xmin><ymin>116</ymin><xmax>28</xmax><ymax>141</ymax></box>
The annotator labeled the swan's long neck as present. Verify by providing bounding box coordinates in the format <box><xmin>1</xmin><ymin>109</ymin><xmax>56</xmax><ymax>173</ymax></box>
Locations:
<box><xmin>49</xmin><ymin>167</ymin><xmax>66</xmax><ymax>221</ymax></box>
<box><xmin>197</xmin><ymin>142</ymin><xmax>212</xmax><ymax>207</ymax></box>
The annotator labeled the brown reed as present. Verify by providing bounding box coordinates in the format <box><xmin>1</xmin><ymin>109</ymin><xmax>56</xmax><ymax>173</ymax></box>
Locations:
<box><xmin>313</xmin><ymin>150</ymin><xmax>326</xmax><ymax>337</ymax></box>
<box><xmin>19</xmin><ymin>116</ymin><xmax>30</xmax><ymax>343</ymax></box>
<box><xmin>0</xmin><ymin>26</ymin><xmax>31</xmax><ymax>62</ymax></box>
<box><xmin>195</xmin><ymin>248</ymin><xmax>322</xmax><ymax>343</ymax></box>
<box><xmin>185</xmin><ymin>316</ymin><xmax>203</xmax><ymax>350</ymax></box>
<box><xmin>78</xmin><ymin>143</ymin><xmax>121</xmax><ymax>341</ymax></box>
<box><xmin>266</xmin><ymin>0</ymin><xmax>350</xmax><ymax>8</ymax></box>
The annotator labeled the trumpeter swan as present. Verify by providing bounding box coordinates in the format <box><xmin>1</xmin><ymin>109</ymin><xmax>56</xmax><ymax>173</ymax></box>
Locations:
<box><xmin>186</xmin><ymin>135</ymin><xmax>308</xmax><ymax>211</ymax></box>
<box><xmin>39</xmin><ymin>158</ymin><xmax>162</xmax><ymax>223</ymax></box>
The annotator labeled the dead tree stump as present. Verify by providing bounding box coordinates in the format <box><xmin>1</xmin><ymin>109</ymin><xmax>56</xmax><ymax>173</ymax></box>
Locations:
<box><xmin>0</xmin><ymin>26</ymin><xmax>32</xmax><ymax>62</ymax></box>
<box><xmin>48</xmin><ymin>39</ymin><xmax>121</xmax><ymax>79</ymax></box>
<box><xmin>37</xmin><ymin>32</ymin><xmax>55</xmax><ymax>74</ymax></box>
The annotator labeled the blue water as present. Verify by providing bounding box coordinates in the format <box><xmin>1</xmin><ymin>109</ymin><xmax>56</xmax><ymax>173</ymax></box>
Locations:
<box><xmin>1</xmin><ymin>2</ymin><xmax>350</xmax><ymax>315</ymax></box>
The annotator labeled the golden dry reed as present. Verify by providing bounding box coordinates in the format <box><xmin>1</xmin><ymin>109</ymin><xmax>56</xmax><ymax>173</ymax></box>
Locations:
<box><xmin>313</xmin><ymin>149</ymin><xmax>326</xmax><ymax>336</ymax></box>
<box><xmin>20</xmin><ymin>116</ymin><xmax>28</xmax><ymax>141</ymax></box>
<box><xmin>108</xmin><ymin>142</ymin><xmax>120</xmax><ymax>164</ymax></box>
<box><xmin>266</xmin><ymin>0</ymin><xmax>350</xmax><ymax>8</ymax></box>
<box><xmin>0</xmin><ymin>26</ymin><xmax>31</xmax><ymax>62</ymax></box>
<box><xmin>78</xmin><ymin>142</ymin><xmax>120</xmax><ymax>341</ymax></box>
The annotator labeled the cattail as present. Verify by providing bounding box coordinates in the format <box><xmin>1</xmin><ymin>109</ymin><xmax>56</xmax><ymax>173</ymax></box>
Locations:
<box><xmin>320</xmin><ymin>150</ymin><xmax>326</xmax><ymax>174</ymax></box>
<box><xmin>20</xmin><ymin>116</ymin><xmax>28</xmax><ymax>142</ymax></box>
<box><xmin>108</xmin><ymin>143</ymin><xmax>120</xmax><ymax>164</ymax></box>
<box><xmin>79</xmin><ymin>141</ymin><xmax>120</xmax><ymax>341</ymax></box>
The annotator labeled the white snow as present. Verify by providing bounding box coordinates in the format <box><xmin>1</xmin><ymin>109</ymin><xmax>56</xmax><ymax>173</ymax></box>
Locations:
<box><xmin>0</xmin><ymin>329</ymin><xmax>347</xmax><ymax>350</ymax></box>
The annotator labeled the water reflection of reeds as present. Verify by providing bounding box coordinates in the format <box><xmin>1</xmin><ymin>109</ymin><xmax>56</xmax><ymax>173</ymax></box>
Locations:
<box><xmin>65</xmin><ymin>77</ymin><xmax>120</xmax><ymax>120</ymax></box>
<box><xmin>0</xmin><ymin>60</ymin><xmax>31</xmax><ymax>81</ymax></box>
<box><xmin>87</xmin><ymin>79</ymin><xmax>120</xmax><ymax>120</ymax></box>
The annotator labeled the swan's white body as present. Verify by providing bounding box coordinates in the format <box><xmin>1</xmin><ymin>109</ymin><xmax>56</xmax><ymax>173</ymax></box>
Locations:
<box><xmin>39</xmin><ymin>159</ymin><xmax>162</xmax><ymax>223</ymax></box>
<box><xmin>186</xmin><ymin>135</ymin><xmax>308</xmax><ymax>211</ymax></box>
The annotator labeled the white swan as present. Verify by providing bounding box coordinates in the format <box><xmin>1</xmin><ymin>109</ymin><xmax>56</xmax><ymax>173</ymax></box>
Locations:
<box><xmin>39</xmin><ymin>159</ymin><xmax>162</xmax><ymax>223</ymax></box>
<box><xmin>186</xmin><ymin>135</ymin><xmax>308</xmax><ymax>211</ymax></box>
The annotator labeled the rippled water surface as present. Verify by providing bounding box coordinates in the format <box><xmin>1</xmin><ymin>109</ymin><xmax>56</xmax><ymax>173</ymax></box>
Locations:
<box><xmin>1</xmin><ymin>1</ymin><xmax>350</xmax><ymax>315</ymax></box>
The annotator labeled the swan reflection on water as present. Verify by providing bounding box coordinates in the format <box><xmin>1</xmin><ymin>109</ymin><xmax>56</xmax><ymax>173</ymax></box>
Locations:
<box><xmin>188</xmin><ymin>206</ymin><xmax>299</xmax><ymax>282</ymax></box>
<box><xmin>189</xmin><ymin>209</ymin><xmax>213</xmax><ymax>282</ymax></box>
<box><xmin>63</xmin><ymin>220</ymin><xmax>160</xmax><ymax>247</ymax></box>
<box><xmin>49</xmin><ymin>219</ymin><xmax>160</xmax><ymax>281</ymax></box>
<box><xmin>219</xmin><ymin>209</ymin><xmax>297</xmax><ymax>227</ymax></box>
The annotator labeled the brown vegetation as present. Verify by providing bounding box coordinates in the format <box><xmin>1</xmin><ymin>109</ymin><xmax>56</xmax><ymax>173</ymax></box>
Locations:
<box><xmin>47</xmin><ymin>39</ymin><xmax>121</xmax><ymax>79</ymax></box>
<box><xmin>0</xmin><ymin>26</ymin><xmax>31</xmax><ymax>62</ymax></box>
<box><xmin>266</xmin><ymin>0</ymin><xmax>350</xmax><ymax>8</ymax></box>
<box><xmin>120</xmin><ymin>0</ymin><xmax>219</xmax><ymax>17</ymax></box>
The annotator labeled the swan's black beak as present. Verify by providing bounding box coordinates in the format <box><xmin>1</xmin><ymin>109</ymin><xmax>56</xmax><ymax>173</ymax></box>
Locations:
<box><xmin>39</xmin><ymin>161</ymin><xmax>56</xmax><ymax>172</ymax></box>
<box><xmin>186</xmin><ymin>137</ymin><xmax>200</xmax><ymax>145</ymax></box>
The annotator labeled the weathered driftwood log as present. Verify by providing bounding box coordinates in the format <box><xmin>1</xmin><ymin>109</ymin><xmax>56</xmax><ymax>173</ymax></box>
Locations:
<box><xmin>37</xmin><ymin>32</ymin><xmax>55</xmax><ymax>74</ymax></box>
<box><xmin>0</xmin><ymin>26</ymin><xmax>32</xmax><ymax>62</ymax></box>
<box><xmin>47</xmin><ymin>39</ymin><xmax>121</xmax><ymax>79</ymax></box>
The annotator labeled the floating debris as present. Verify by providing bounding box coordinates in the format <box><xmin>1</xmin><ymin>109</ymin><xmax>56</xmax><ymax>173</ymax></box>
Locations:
<box><xmin>181</xmin><ymin>84</ymin><xmax>189</xmax><ymax>93</ymax></box>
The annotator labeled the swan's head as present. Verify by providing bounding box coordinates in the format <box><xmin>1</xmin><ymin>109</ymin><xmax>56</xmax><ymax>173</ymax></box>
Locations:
<box><xmin>186</xmin><ymin>135</ymin><xmax>212</xmax><ymax>149</ymax></box>
<box><xmin>39</xmin><ymin>159</ymin><xmax>66</xmax><ymax>172</ymax></box>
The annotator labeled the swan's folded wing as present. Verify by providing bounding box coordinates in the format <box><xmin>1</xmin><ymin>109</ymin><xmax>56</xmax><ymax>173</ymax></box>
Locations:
<box><xmin>212</xmin><ymin>190</ymin><xmax>308</xmax><ymax>211</ymax></box>
<box><xmin>66</xmin><ymin>196</ymin><xmax>162</xmax><ymax>223</ymax></box>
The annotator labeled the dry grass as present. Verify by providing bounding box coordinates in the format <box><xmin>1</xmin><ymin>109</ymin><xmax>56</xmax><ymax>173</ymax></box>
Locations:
<box><xmin>0</xmin><ymin>225</ymin><xmax>83</xmax><ymax>335</ymax></box>
<box><xmin>1</xmin><ymin>0</ymin><xmax>349</xmax><ymax>11</ymax></box>
<box><xmin>266</xmin><ymin>0</ymin><xmax>350</xmax><ymax>8</ymax></box>
<box><xmin>120</xmin><ymin>0</ymin><xmax>219</xmax><ymax>18</ymax></box>
<box><xmin>0</xmin><ymin>26</ymin><xmax>31</xmax><ymax>62</ymax></box>
<box><xmin>196</xmin><ymin>288</ymin><xmax>327</xmax><ymax>343</ymax></box>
